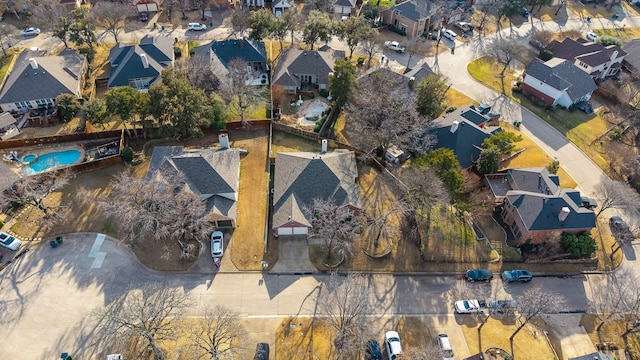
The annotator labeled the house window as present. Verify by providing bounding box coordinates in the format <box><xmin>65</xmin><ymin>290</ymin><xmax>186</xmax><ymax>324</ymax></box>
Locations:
<box><xmin>401</xmin><ymin>24</ymin><xmax>407</xmax><ymax>33</ymax></box>
<box><xmin>129</xmin><ymin>78</ymin><xmax>149</xmax><ymax>89</ymax></box>
<box><xmin>14</xmin><ymin>101</ymin><xmax>32</xmax><ymax>110</ymax></box>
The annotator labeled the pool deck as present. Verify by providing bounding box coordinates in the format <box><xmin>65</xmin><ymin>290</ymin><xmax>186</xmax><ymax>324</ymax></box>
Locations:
<box><xmin>1</xmin><ymin>143</ymin><xmax>85</xmax><ymax>176</ymax></box>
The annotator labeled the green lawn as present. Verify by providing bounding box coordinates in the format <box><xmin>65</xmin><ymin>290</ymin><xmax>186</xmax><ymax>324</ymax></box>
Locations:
<box><xmin>594</xmin><ymin>27</ymin><xmax>640</xmax><ymax>42</ymax></box>
<box><xmin>468</xmin><ymin>56</ymin><xmax>611</xmax><ymax>173</ymax></box>
<box><xmin>367</xmin><ymin>0</ymin><xmax>392</xmax><ymax>8</ymax></box>
<box><xmin>0</xmin><ymin>48</ymin><xmax>20</xmax><ymax>84</ymax></box>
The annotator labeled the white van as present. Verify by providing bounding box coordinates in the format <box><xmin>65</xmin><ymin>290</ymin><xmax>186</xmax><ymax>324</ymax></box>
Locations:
<box><xmin>438</xmin><ymin>334</ymin><xmax>454</xmax><ymax>360</ymax></box>
<box><xmin>441</xmin><ymin>29</ymin><xmax>457</xmax><ymax>41</ymax></box>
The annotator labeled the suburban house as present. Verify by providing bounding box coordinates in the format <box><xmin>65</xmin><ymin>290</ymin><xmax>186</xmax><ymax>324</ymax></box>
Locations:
<box><xmin>245</xmin><ymin>0</ymin><xmax>265</xmax><ymax>7</ymax></box>
<box><xmin>485</xmin><ymin>167</ymin><xmax>596</xmax><ymax>245</ymax></box>
<box><xmin>0</xmin><ymin>49</ymin><xmax>87</xmax><ymax>113</ymax></box>
<box><xmin>361</xmin><ymin>64</ymin><xmax>434</xmax><ymax>90</ymax></box>
<box><xmin>622</xmin><ymin>39</ymin><xmax>640</xmax><ymax>78</ymax></box>
<box><xmin>333</xmin><ymin>0</ymin><xmax>356</xmax><ymax>15</ymax></box>
<box><xmin>272</xmin><ymin>0</ymin><xmax>293</xmax><ymax>16</ymax></box>
<box><xmin>194</xmin><ymin>38</ymin><xmax>269</xmax><ymax>85</ymax></box>
<box><xmin>272</xmin><ymin>146</ymin><xmax>362</xmax><ymax>236</ymax></box>
<box><xmin>145</xmin><ymin>134</ymin><xmax>240</xmax><ymax>228</ymax></box>
<box><xmin>545</xmin><ymin>37</ymin><xmax>626</xmax><ymax>80</ymax></box>
<box><xmin>521</xmin><ymin>58</ymin><xmax>597</xmax><ymax>109</ymax></box>
<box><xmin>381</xmin><ymin>0</ymin><xmax>436</xmax><ymax>39</ymax></box>
<box><xmin>272</xmin><ymin>45</ymin><xmax>345</xmax><ymax>94</ymax></box>
<box><xmin>107</xmin><ymin>35</ymin><xmax>174</xmax><ymax>92</ymax></box>
<box><xmin>430</xmin><ymin>105</ymin><xmax>501</xmax><ymax>169</ymax></box>
<box><xmin>133</xmin><ymin>0</ymin><xmax>159</xmax><ymax>12</ymax></box>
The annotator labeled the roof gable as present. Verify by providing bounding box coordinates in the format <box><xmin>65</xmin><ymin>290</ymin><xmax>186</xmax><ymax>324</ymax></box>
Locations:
<box><xmin>273</xmin><ymin>47</ymin><xmax>340</xmax><ymax>87</ymax></box>
<box><xmin>546</xmin><ymin>37</ymin><xmax>626</xmax><ymax>67</ymax></box>
<box><xmin>207</xmin><ymin>38</ymin><xmax>267</xmax><ymax>68</ymax></box>
<box><xmin>108</xmin><ymin>36</ymin><xmax>174</xmax><ymax>88</ymax></box>
<box><xmin>389</xmin><ymin>0</ymin><xmax>434</xmax><ymax>22</ymax></box>
<box><xmin>525</xmin><ymin>58</ymin><xmax>597</xmax><ymax>102</ymax></box>
<box><xmin>0</xmin><ymin>49</ymin><xmax>86</xmax><ymax>104</ymax></box>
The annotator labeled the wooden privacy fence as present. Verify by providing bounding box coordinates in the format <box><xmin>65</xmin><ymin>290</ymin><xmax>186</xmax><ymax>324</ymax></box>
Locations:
<box><xmin>0</xmin><ymin>130</ymin><xmax>124</xmax><ymax>149</ymax></box>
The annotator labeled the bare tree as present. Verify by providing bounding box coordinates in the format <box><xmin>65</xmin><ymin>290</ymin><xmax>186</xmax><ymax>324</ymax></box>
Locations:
<box><xmin>175</xmin><ymin>56</ymin><xmax>220</xmax><ymax>92</ymax></box>
<box><xmin>216</xmin><ymin>58</ymin><xmax>267</xmax><ymax>125</ymax></box>
<box><xmin>93</xmin><ymin>283</ymin><xmax>191</xmax><ymax>360</ymax></box>
<box><xmin>404</xmin><ymin>345</ymin><xmax>447</xmax><ymax>359</ymax></box>
<box><xmin>590</xmin><ymin>273</ymin><xmax>630</xmax><ymax>334</ymax></box>
<box><xmin>304</xmin><ymin>198</ymin><xmax>362</xmax><ymax>261</ymax></box>
<box><xmin>475</xmin><ymin>2</ymin><xmax>501</xmax><ymax>36</ymax></box>
<box><xmin>0</xmin><ymin>170</ymin><xmax>73</xmax><ymax>228</ymax></box>
<box><xmin>486</xmin><ymin>37</ymin><xmax>525</xmax><ymax>93</ymax></box>
<box><xmin>317</xmin><ymin>273</ymin><xmax>374</xmax><ymax>359</ymax></box>
<box><xmin>189</xmin><ymin>305</ymin><xmax>251</xmax><ymax>359</ymax></box>
<box><xmin>229</xmin><ymin>8</ymin><xmax>251</xmax><ymax>38</ymax></box>
<box><xmin>403</xmin><ymin>37</ymin><xmax>425</xmax><ymax>69</ymax></box>
<box><xmin>511</xmin><ymin>284</ymin><xmax>567</xmax><ymax>358</ymax></box>
<box><xmin>594</xmin><ymin>176</ymin><xmax>640</xmax><ymax>217</ymax></box>
<box><xmin>620</xmin><ymin>273</ymin><xmax>640</xmax><ymax>336</ymax></box>
<box><xmin>93</xmin><ymin>171</ymin><xmax>215</xmax><ymax>258</ymax></box>
<box><xmin>345</xmin><ymin>70</ymin><xmax>434</xmax><ymax>156</ymax></box>
<box><xmin>91</xmin><ymin>1</ymin><xmax>134</xmax><ymax>43</ymax></box>
<box><xmin>360</xmin><ymin>36</ymin><xmax>381</xmax><ymax>69</ymax></box>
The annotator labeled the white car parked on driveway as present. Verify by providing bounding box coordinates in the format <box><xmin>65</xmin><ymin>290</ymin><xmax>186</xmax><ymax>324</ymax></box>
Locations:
<box><xmin>0</xmin><ymin>232</ymin><xmax>21</xmax><ymax>251</ymax></box>
<box><xmin>188</xmin><ymin>23</ymin><xmax>207</xmax><ymax>31</ymax></box>
<box><xmin>384</xmin><ymin>41</ymin><xmax>406</xmax><ymax>53</ymax></box>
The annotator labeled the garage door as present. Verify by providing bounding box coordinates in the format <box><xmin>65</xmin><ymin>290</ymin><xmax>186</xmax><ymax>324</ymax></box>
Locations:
<box><xmin>277</xmin><ymin>228</ymin><xmax>293</xmax><ymax>236</ymax></box>
<box><xmin>293</xmin><ymin>227</ymin><xmax>308</xmax><ymax>235</ymax></box>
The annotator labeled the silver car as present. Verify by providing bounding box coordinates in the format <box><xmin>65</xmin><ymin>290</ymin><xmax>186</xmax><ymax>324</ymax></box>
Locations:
<box><xmin>0</xmin><ymin>232</ymin><xmax>21</xmax><ymax>251</ymax></box>
<box><xmin>210</xmin><ymin>231</ymin><xmax>223</xmax><ymax>258</ymax></box>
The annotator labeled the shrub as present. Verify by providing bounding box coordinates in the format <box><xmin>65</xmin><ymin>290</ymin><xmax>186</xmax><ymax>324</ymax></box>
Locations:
<box><xmin>122</xmin><ymin>147</ymin><xmax>134</xmax><ymax>163</ymax></box>
<box><xmin>445</xmin><ymin>106</ymin><xmax>457</xmax><ymax>113</ymax></box>
<box><xmin>357</xmin><ymin>57</ymin><xmax>365</xmax><ymax>66</ymax></box>
<box><xmin>389</xmin><ymin>25</ymin><xmax>406</xmax><ymax>36</ymax></box>
<box><xmin>512</xmin><ymin>85</ymin><xmax>522</xmax><ymax>93</ymax></box>
<box><xmin>314</xmin><ymin>115</ymin><xmax>328</xmax><ymax>132</ymax></box>
<box><xmin>560</xmin><ymin>232</ymin><xmax>597</xmax><ymax>258</ymax></box>
<box><xmin>0</xmin><ymin>220</ymin><xmax>4</xmax><ymax>229</ymax></box>
<box><xmin>546</xmin><ymin>159</ymin><xmax>560</xmax><ymax>174</ymax></box>
<box><xmin>319</xmin><ymin>89</ymin><xmax>329</xmax><ymax>98</ymax></box>
<box><xmin>599</xmin><ymin>35</ymin><xmax>622</xmax><ymax>48</ymax></box>
<box><xmin>174</xmin><ymin>47</ymin><xmax>182</xmax><ymax>57</ymax></box>
<box><xmin>539</xmin><ymin>49</ymin><xmax>553</xmax><ymax>61</ymax></box>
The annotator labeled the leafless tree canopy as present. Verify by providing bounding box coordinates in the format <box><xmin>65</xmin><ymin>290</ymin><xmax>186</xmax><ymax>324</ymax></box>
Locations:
<box><xmin>216</xmin><ymin>58</ymin><xmax>267</xmax><ymax>124</ymax></box>
<box><xmin>345</xmin><ymin>70</ymin><xmax>434</xmax><ymax>155</ymax></box>
<box><xmin>511</xmin><ymin>284</ymin><xmax>567</xmax><ymax>347</ymax></box>
<box><xmin>176</xmin><ymin>56</ymin><xmax>220</xmax><ymax>92</ymax></box>
<box><xmin>0</xmin><ymin>169</ymin><xmax>73</xmax><ymax>229</ymax></box>
<box><xmin>189</xmin><ymin>305</ymin><xmax>251</xmax><ymax>360</ymax></box>
<box><xmin>93</xmin><ymin>283</ymin><xmax>191</xmax><ymax>360</ymax></box>
<box><xmin>94</xmin><ymin>171</ymin><xmax>215</xmax><ymax>257</ymax></box>
<box><xmin>317</xmin><ymin>273</ymin><xmax>374</xmax><ymax>359</ymax></box>
<box><xmin>304</xmin><ymin>198</ymin><xmax>362</xmax><ymax>260</ymax></box>
<box><xmin>595</xmin><ymin>176</ymin><xmax>640</xmax><ymax>217</ymax></box>
<box><xmin>91</xmin><ymin>1</ymin><xmax>135</xmax><ymax>43</ymax></box>
<box><xmin>590</xmin><ymin>272</ymin><xmax>634</xmax><ymax>332</ymax></box>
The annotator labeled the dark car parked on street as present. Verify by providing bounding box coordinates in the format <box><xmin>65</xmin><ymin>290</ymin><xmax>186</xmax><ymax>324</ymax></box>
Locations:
<box><xmin>254</xmin><ymin>343</ymin><xmax>269</xmax><ymax>360</ymax></box>
<box><xmin>365</xmin><ymin>339</ymin><xmax>383</xmax><ymax>360</ymax></box>
<box><xmin>465</xmin><ymin>269</ymin><xmax>493</xmax><ymax>282</ymax></box>
<box><xmin>501</xmin><ymin>269</ymin><xmax>533</xmax><ymax>283</ymax></box>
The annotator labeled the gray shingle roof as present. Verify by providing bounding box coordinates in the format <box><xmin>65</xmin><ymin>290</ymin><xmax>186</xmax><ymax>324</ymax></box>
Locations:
<box><xmin>0</xmin><ymin>112</ymin><xmax>16</xmax><ymax>128</ymax></box>
<box><xmin>389</xmin><ymin>0</ymin><xmax>434</xmax><ymax>22</ymax></box>
<box><xmin>273</xmin><ymin>150</ymin><xmax>362</xmax><ymax>229</ymax></box>
<box><xmin>146</xmin><ymin>146</ymin><xmax>240</xmax><ymax>220</ymax></box>
<box><xmin>195</xmin><ymin>38</ymin><xmax>267</xmax><ymax>69</ymax></box>
<box><xmin>524</xmin><ymin>58</ymin><xmax>597</xmax><ymax>102</ymax></box>
<box><xmin>334</xmin><ymin>0</ymin><xmax>355</xmax><ymax>7</ymax></box>
<box><xmin>431</xmin><ymin>105</ymin><xmax>501</xmax><ymax>168</ymax></box>
<box><xmin>272</xmin><ymin>47</ymin><xmax>340</xmax><ymax>88</ymax></box>
<box><xmin>494</xmin><ymin>168</ymin><xmax>596</xmax><ymax>232</ymax></box>
<box><xmin>108</xmin><ymin>35</ymin><xmax>174</xmax><ymax>88</ymax></box>
<box><xmin>568</xmin><ymin>352</ymin><xmax>613</xmax><ymax>360</ymax></box>
<box><xmin>546</xmin><ymin>37</ymin><xmax>626</xmax><ymax>67</ymax></box>
<box><xmin>0</xmin><ymin>49</ymin><xmax>86</xmax><ymax>104</ymax></box>
<box><xmin>623</xmin><ymin>39</ymin><xmax>640</xmax><ymax>70</ymax></box>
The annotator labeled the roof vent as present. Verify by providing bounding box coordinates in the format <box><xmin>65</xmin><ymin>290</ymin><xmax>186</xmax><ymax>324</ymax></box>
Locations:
<box><xmin>558</xmin><ymin>207</ymin><xmax>570</xmax><ymax>222</ymax></box>
<box><xmin>140</xmin><ymin>53</ymin><xmax>149</xmax><ymax>69</ymax></box>
<box><xmin>450</xmin><ymin>121</ymin><xmax>459</xmax><ymax>133</ymax></box>
<box><xmin>321</xmin><ymin>139</ymin><xmax>327</xmax><ymax>154</ymax></box>
<box><xmin>219</xmin><ymin>133</ymin><xmax>230</xmax><ymax>149</ymax></box>
<box><xmin>28</xmin><ymin>58</ymin><xmax>38</xmax><ymax>70</ymax></box>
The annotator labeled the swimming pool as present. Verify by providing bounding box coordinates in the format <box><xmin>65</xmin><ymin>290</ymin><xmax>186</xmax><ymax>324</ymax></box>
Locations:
<box><xmin>22</xmin><ymin>150</ymin><xmax>82</xmax><ymax>175</ymax></box>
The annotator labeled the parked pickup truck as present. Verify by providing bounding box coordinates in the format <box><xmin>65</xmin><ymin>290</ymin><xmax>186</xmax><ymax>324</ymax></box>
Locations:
<box><xmin>454</xmin><ymin>299</ymin><xmax>487</xmax><ymax>314</ymax></box>
<box><xmin>384</xmin><ymin>41</ymin><xmax>406</xmax><ymax>53</ymax></box>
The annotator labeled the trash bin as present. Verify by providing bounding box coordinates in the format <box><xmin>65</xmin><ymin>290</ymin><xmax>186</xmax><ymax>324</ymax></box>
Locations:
<box><xmin>210</xmin><ymin>21</ymin><xmax>213</xmax><ymax>27</ymax></box>
<box><xmin>50</xmin><ymin>241</ymin><xmax>58</xmax><ymax>249</ymax></box>
<box><xmin>56</xmin><ymin>236</ymin><xmax>63</xmax><ymax>244</ymax></box>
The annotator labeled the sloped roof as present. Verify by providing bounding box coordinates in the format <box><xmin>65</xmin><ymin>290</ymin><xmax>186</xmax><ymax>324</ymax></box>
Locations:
<box><xmin>146</xmin><ymin>146</ymin><xmax>240</xmax><ymax>220</ymax></box>
<box><xmin>273</xmin><ymin>150</ymin><xmax>362</xmax><ymax>229</ymax></box>
<box><xmin>389</xmin><ymin>0</ymin><xmax>434</xmax><ymax>22</ymax></box>
<box><xmin>272</xmin><ymin>47</ymin><xmax>340</xmax><ymax>88</ymax></box>
<box><xmin>431</xmin><ymin>105</ymin><xmax>501</xmax><ymax>168</ymax></box>
<box><xmin>546</xmin><ymin>37</ymin><xmax>626</xmax><ymax>67</ymax></box>
<box><xmin>623</xmin><ymin>39</ymin><xmax>640</xmax><ymax>70</ymax></box>
<box><xmin>334</xmin><ymin>0</ymin><xmax>355</xmax><ymax>7</ymax></box>
<box><xmin>0</xmin><ymin>112</ymin><xmax>16</xmax><ymax>128</ymax></box>
<box><xmin>569</xmin><ymin>352</ymin><xmax>614</xmax><ymax>360</ymax></box>
<box><xmin>197</xmin><ymin>38</ymin><xmax>267</xmax><ymax>69</ymax></box>
<box><xmin>108</xmin><ymin>35</ymin><xmax>174</xmax><ymax>88</ymax></box>
<box><xmin>0</xmin><ymin>49</ymin><xmax>85</xmax><ymax>104</ymax></box>
<box><xmin>524</xmin><ymin>58</ymin><xmax>597</xmax><ymax>102</ymax></box>
<box><xmin>487</xmin><ymin>167</ymin><xmax>595</xmax><ymax>232</ymax></box>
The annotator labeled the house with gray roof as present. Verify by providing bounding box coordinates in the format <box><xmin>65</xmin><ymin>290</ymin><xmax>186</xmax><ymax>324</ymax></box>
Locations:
<box><xmin>381</xmin><ymin>0</ymin><xmax>436</xmax><ymax>38</ymax></box>
<box><xmin>431</xmin><ymin>105</ymin><xmax>501</xmax><ymax>169</ymax></box>
<box><xmin>545</xmin><ymin>37</ymin><xmax>626</xmax><ymax>80</ymax></box>
<box><xmin>521</xmin><ymin>57</ymin><xmax>597</xmax><ymax>109</ymax></box>
<box><xmin>361</xmin><ymin>62</ymin><xmax>434</xmax><ymax>89</ymax></box>
<box><xmin>146</xmin><ymin>136</ymin><xmax>240</xmax><ymax>228</ymax></box>
<box><xmin>273</xmin><ymin>149</ymin><xmax>362</xmax><ymax>236</ymax></box>
<box><xmin>622</xmin><ymin>38</ymin><xmax>640</xmax><ymax>78</ymax></box>
<box><xmin>107</xmin><ymin>35</ymin><xmax>174</xmax><ymax>92</ymax></box>
<box><xmin>485</xmin><ymin>167</ymin><xmax>596</xmax><ymax>245</ymax></box>
<box><xmin>0</xmin><ymin>49</ymin><xmax>86</xmax><ymax>113</ymax></box>
<box><xmin>272</xmin><ymin>46</ymin><xmax>345</xmax><ymax>94</ymax></box>
<box><xmin>333</xmin><ymin>0</ymin><xmax>356</xmax><ymax>15</ymax></box>
<box><xmin>194</xmin><ymin>38</ymin><xmax>269</xmax><ymax>86</ymax></box>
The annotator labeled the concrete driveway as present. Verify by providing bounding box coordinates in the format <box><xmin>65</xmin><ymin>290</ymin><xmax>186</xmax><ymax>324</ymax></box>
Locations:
<box><xmin>270</xmin><ymin>235</ymin><xmax>316</xmax><ymax>272</ymax></box>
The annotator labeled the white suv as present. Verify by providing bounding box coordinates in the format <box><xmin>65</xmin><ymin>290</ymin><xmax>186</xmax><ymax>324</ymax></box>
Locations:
<box><xmin>441</xmin><ymin>29</ymin><xmax>457</xmax><ymax>41</ymax></box>
<box><xmin>384</xmin><ymin>331</ymin><xmax>403</xmax><ymax>359</ymax></box>
<box><xmin>188</xmin><ymin>23</ymin><xmax>207</xmax><ymax>31</ymax></box>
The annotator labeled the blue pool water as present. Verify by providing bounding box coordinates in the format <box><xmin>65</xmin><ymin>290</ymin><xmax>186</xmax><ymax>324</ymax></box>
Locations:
<box><xmin>22</xmin><ymin>150</ymin><xmax>81</xmax><ymax>175</ymax></box>
<box><xmin>22</xmin><ymin>154</ymin><xmax>36</xmax><ymax>163</ymax></box>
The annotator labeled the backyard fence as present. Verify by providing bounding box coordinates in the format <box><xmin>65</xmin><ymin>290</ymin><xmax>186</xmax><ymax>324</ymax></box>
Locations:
<box><xmin>0</xmin><ymin>130</ymin><xmax>124</xmax><ymax>149</ymax></box>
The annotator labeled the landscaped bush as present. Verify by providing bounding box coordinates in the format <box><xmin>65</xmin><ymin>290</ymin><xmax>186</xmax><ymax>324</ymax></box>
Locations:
<box><xmin>389</xmin><ymin>25</ymin><xmax>406</xmax><ymax>36</ymax></box>
<box><xmin>445</xmin><ymin>106</ymin><xmax>457</xmax><ymax>113</ymax></box>
<box><xmin>174</xmin><ymin>47</ymin><xmax>182</xmax><ymax>57</ymax></box>
<box><xmin>357</xmin><ymin>57</ymin><xmax>365</xmax><ymax>66</ymax></box>
<box><xmin>188</xmin><ymin>40</ymin><xmax>199</xmax><ymax>56</ymax></box>
<box><xmin>122</xmin><ymin>147</ymin><xmax>134</xmax><ymax>163</ymax></box>
<box><xmin>512</xmin><ymin>85</ymin><xmax>522</xmax><ymax>93</ymax></box>
<box><xmin>319</xmin><ymin>89</ymin><xmax>329</xmax><ymax>98</ymax></box>
<box><xmin>538</xmin><ymin>49</ymin><xmax>553</xmax><ymax>61</ymax></box>
<box><xmin>561</xmin><ymin>232</ymin><xmax>597</xmax><ymax>258</ymax></box>
<box><xmin>314</xmin><ymin>114</ymin><xmax>328</xmax><ymax>133</ymax></box>
<box><xmin>599</xmin><ymin>35</ymin><xmax>622</xmax><ymax>48</ymax></box>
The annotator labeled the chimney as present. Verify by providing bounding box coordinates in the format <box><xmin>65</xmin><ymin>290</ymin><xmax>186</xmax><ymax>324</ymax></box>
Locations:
<box><xmin>140</xmin><ymin>53</ymin><xmax>149</xmax><ymax>69</ymax></box>
<box><xmin>450</xmin><ymin>121</ymin><xmax>459</xmax><ymax>133</ymax></box>
<box><xmin>611</xmin><ymin>50</ymin><xmax>618</xmax><ymax>62</ymax></box>
<box><xmin>219</xmin><ymin>133</ymin><xmax>230</xmax><ymax>149</ymax></box>
<box><xmin>28</xmin><ymin>58</ymin><xmax>38</xmax><ymax>70</ymax></box>
<box><xmin>321</xmin><ymin>139</ymin><xmax>328</xmax><ymax>153</ymax></box>
<box><xmin>558</xmin><ymin>207</ymin><xmax>570</xmax><ymax>222</ymax></box>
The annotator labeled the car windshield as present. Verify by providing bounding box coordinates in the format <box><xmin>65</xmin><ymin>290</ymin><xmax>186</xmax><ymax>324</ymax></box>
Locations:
<box><xmin>388</xmin><ymin>337</ymin><xmax>399</xmax><ymax>342</ymax></box>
